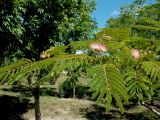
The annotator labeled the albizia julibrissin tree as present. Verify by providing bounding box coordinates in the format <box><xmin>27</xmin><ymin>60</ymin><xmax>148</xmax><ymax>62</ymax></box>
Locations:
<box><xmin>1</xmin><ymin>26</ymin><xmax>160</xmax><ymax>120</ymax></box>
<box><xmin>1</xmin><ymin>1</ymin><xmax>160</xmax><ymax>119</ymax></box>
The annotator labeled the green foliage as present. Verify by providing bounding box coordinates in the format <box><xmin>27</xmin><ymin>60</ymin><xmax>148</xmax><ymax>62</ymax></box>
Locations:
<box><xmin>0</xmin><ymin>0</ymin><xmax>25</xmax><ymax>62</ymax></box>
<box><xmin>21</xmin><ymin>0</ymin><xmax>96</xmax><ymax>58</ymax></box>
<box><xmin>0</xmin><ymin>54</ymin><xmax>94</xmax><ymax>85</ymax></box>
<box><xmin>69</xmin><ymin>40</ymin><xmax>94</xmax><ymax>52</ymax></box>
<box><xmin>142</xmin><ymin>61</ymin><xmax>160</xmax><ymax>81</ymax></box>
<box><xmin>0</xmin><ymin>32</ymin><xmax>132</xmax><ymax>113</ymax></box>
<box><xmin>88</xmin><ymin>64</ymin><xmax>129</xmax><ymax>113</ymax></box>
<box><xmin>126</xmin><ymin>37</ymin><xmax>150</xmax><ymax>49</ymax></box>
<box><xmin>125</xmin><ymin>69</ymin><xmax>152</xmax><ymax>101</ymax></box>
<box><xmin>0</xmin><ymin>0</ymin><xmax>96</xmax><ymax>64</ymax></box>
<box><xmin>95</xmin><ymin>2</ymin><xmax>160</xmax><ymax>112</ymax></box>
<box><xmin>96</xmin><ymin>28</ymin><xmax>131</xmax><ymax>42</ymax></box>
<box><xmin>132</xmin><ymin>25</ymin><xmax>160</xmax><ymax>38</ymax></box>
<box><xmin>140</xmin><ymin>3</ymin><xmax>160</xmax><ymax>21</ymax></box>
<box><xmin>59</xmin><ymin>74</ymin><xmax>78</xmax><ymax>98</ymax></box>
<box><xmin>130</xmin><ymin>2</ymin><xmax>160</xmax><ymax>39</ymax></box>
<box><xmin>68</xmin><ymin>20</ymin><xmax>160</xmax><ymax>113</ymax></box>
<box><xmin>136</xmin><ymin>17</ymin><xmax>160</xmax><ymax>28</ymax></box>
<box><xmin>107</xmin><ymin>0</ymin><xmax>147</xmax><ymax>28</ymax></box>
<box><xmin>45</xmin><ymin>45</ymin><xmax>67</xmax><ymax>56</ymax></box>
<box><xmin>142</xmin><ymin>61</ymin><xmax>160</xmax><ymax>98</ymax></box>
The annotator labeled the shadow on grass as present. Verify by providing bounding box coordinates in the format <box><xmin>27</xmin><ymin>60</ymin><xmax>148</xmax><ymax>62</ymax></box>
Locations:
<box><xmin>81</xmin><ymin>104</ymin><xmax>120</xmax><ymax>120</ymax></box>
<box><xmin>0</xmin><ymin>95</ymin><xmax>33</xmax><ymax>120</ymax></box>
<box><xmin>1</xmin><ymin>84</ymin><xmax>60</xmax><ymax>97</ymax></box>
<box><xmin>81</xmin><ymin>104</ymin><xmax>160</xmax><ymax>120</ymax></box>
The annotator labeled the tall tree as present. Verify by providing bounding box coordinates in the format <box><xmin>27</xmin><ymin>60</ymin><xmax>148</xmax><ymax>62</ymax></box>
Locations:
<box><xmin>20</xmin><ymin>0</ymin><xmax>96</xmax><ymax>60</ymax></box>
<box><xmin>0</xmin><ymin>0</ymin><xmax>96</xmax><ymax>62</ymax></box>
<box><xmin>0</xmin><ymin>1</ymin><xmax>96</xmax><ymax>120</ymax></box>
<box><xmin>107</xmin><ymin>0</ymin><xmax>147</xmax><ymax>28</ymax></box>
<box><xmin>0</xmin><ymin>0</ymin><xmax>25</xmax><ymax>64</ymax></box>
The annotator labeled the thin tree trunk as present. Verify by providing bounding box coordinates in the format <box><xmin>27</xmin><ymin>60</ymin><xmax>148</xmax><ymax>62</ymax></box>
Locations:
<box><xmin>73</xmin><ymin>86</ymin><xmax>75</xmax><ymax>98</ymax></box>
<box><xmin>27</xmin><ymin>76</ymin><xmax>41</xmax><ymax>120</ymax></box>
<box><xmin>33</xmin><ymin>84</ymin><xmax>41</xmax><ymax>120</ymax></box>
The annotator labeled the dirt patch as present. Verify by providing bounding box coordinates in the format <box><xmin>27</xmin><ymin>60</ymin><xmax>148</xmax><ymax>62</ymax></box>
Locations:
<box><xmin>23</xmin><ymin>97</ymin><xmax>93</xmax><ymax>120</ymax></box>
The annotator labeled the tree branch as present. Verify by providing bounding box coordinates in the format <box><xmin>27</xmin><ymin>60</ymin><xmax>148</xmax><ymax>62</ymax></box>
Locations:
<box><xmin>142</xmin><ymin>102</ymin><xmax>160</xmax><ymax>116</ymax></box>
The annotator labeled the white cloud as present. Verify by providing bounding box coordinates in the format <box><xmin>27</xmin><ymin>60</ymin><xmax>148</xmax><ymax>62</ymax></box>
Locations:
<box><xmin>110</xmin><ymin>10</ymin><xmax>120</xmax><ymax>17</ymax></box>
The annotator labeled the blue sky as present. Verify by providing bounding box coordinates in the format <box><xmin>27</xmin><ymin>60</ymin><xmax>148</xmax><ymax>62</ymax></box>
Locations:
<box><xmin>92</xmin><ymin>0</ymin><xmax>156</xmax><ymax>28</ymax></box>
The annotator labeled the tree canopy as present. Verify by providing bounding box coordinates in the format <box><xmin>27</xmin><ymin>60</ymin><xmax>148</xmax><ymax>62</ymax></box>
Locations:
<box><xmin>0</xmin><ymin>0</ymin><xmax>96</xmax><ymax>63</ymax></box>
